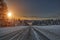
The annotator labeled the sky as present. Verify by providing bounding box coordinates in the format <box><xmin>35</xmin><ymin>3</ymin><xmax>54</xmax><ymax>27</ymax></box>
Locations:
<box><xmin>6</xmin><ymin>0</ymin><xmax>60</xmax><ymax>18</ymax></box>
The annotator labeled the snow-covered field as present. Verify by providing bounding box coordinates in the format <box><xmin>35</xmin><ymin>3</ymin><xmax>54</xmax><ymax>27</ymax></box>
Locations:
<box><xmin>0</xmin><ymin>26</ymin><xmax>28</xmax><ymax>36</ymax></box>
<box><xmin>33</xmin><ymin>25</ymin><xmax>60</xmax><ymax>36</ymax></box>
<box><xmin>0</xmin><ymin>25</ymin><xmax>60</xmax><ymax>40</ymax></box>
<box><xmin>0</xmin><ymin>25</ymin><xmax>60</xmax><ymax>38</ymax></box>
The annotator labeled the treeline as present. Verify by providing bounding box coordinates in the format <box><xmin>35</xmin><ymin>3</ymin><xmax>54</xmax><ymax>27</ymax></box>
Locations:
<box><xmin>32</xmin><ymin>19</ymin><xmax>60</xmax><ymax>26</ymax></box>
<box><xmin>1</xmin><ymin>19</ymin><xmax>60</xmax><ymax>27</ymax></box>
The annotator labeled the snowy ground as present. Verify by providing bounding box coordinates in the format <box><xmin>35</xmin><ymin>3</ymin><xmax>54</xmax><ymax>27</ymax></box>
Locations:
<box><xmin>33</xmin><ymin>25</ymin><xmax>60</xmax><ymax>40</ymax></box>
<box><xmin>0</xmin><ymin>25</ymin><xmax>60</xmax><ymax>40</ymax></box>
<box><xmin>33</xmin><ymin>25</ymin><xmax>60</xmax><ymax>36</ymax></box>
<box><xmin>0</xmin><ymin>26</ymin><xmax>28</xmax><ymax>36</ymax></box>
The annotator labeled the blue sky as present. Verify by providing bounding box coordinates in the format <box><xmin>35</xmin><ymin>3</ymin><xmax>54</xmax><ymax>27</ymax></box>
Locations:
<box><xmin>6</xmin><ymin>0</ymin><xmax>60</xmax><ymax>17</ymax></box>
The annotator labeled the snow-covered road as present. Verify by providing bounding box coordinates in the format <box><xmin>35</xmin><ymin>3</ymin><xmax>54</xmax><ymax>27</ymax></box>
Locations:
<box><xmin>0</xmin><ymin>25</ymin><xmax>60</xmax><ymax>40</ymax></box>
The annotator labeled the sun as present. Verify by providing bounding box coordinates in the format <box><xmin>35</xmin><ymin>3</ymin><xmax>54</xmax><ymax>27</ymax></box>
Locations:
<box><xmin>7</xmin><ymin>12</ymin><xmax>12</xmax><ymax>18</ymax></box>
